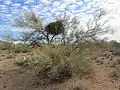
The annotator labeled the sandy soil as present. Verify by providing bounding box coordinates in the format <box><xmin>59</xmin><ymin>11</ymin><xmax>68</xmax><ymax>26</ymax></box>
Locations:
<box><xmin>0</xmin><ymin>49</ymin><xmax>120</xmax><ymax>90</ymax></box>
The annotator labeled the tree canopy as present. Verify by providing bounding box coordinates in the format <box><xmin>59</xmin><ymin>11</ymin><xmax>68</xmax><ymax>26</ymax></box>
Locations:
<box><xmin>13</xmin><ymin>8</ymin><xmax>113</xmax><ymax>45</ymax></box>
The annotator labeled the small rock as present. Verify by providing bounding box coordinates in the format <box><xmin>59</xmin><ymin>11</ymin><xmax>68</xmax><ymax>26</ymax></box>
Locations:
<box><xmin>110</xmin><ymin>57</ymin><xmax>113</xmax><ymax>60</ymax></box>
<box><xmin>3</xmin><ymin>83</ymin><xmax>7</xmax><ymax>88</ymax></box>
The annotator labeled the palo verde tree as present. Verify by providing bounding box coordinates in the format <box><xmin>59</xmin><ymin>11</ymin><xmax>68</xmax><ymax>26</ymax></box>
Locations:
<box><xmin>13</xmin><ymin>0</ymin><xmax>113</xmax><ymax>45</ymax></box>
<box><xmin>53</xmin><ymin>13</ymin><xmax>80</xmax><ymax>45</ymax></box>
<box><xmin>70</xmin><ymin>10</ymin><xmax>113</xmax><ymax>44</ymax></box>
<box><xmin>14</xmin><ymin>9</ymin><xmax>45</xmax><ymax>45</ymax></box>
<box><xmin>13</xmin><ymin>9</ymin><xmax>80</xmax><ymax>45</ymax></box>
<box><xmin>14</xmin><ymin>9</ymin><xmax>43</xmax><ymax>32</ymax></box>
<box><xmin>44</xmin><ymin>13</ymin><xmax>80</xmax><ymax>44</ymax></box>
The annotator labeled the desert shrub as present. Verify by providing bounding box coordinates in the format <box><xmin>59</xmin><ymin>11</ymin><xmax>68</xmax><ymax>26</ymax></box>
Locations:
<box><xmin>109</xmin><ymin>63</ymin><xmax>120</xmax><ymax>81</ymax></box>
<box><xmin>0</xmin><ymin>42</ymin><xmax>12</xmax><ymax>50</ymax></box>
<box><xmin>16</xmin><ymin>45</ymin><xmax>93</xmax><ymax>84</ymax></box>
<box><xmin>109</xmin><ymin>66</ymin><xmax>120</xmax><ymax>81</ymax></box>
<box><xmin>13</xmin><ymin>44</ymin><xmax>29</xmax><ymax>53</ymax></box>
<box><xmin>94</xmin><ymin>40</ymin><xmax>112</xmax><ymax>49</ymax></box>
<box><xmin>110</xmin><ymin>70</ymin><xmax>119</xmax><ymax>81</ymax></box>
<box><xmin>111</xmin><ymin>41</ymin><xmax>120</xmax><ymax>48</ymax></box>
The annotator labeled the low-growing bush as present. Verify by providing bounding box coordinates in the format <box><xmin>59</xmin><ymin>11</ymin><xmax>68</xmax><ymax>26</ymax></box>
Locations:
<box><xmin>0</xmin><ymin>42</ymin><xmax>29</xmax><ymax>54</ymax></box>
<box><xmin>93</xmin><ymin>40</ymin><xmax>112</xmax><ymax>49</ymax></box>
<box><xmin>16</xmin><ymin>45</ymin><xmax>93</xmax><ymax>84</ymax></box>
<box><xmin>13</xmin><ymin>44</ymin><xmax>29</xmax><ymax>53</ymax></box>
<box><xmin>111</xmin><ymin>41</ymin><xmax>120</xmax><ymax>48</ymax></box>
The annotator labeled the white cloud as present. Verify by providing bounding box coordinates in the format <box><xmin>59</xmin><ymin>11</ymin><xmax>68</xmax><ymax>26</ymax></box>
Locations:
<box><xmin>11</xmin><ymin>3</ymin><xmax>21</xmax><ymax>7</ymax></box>
<box><xmin>21</xmin><ymin>6</ymin><xmax>29</xmax><ymax>10</ymax></box>
<box><xmin>97</xmin><ymin>0</ymin><xmax>120</xmax><ymax>41</ymax></box>
<box><xmin>68</xmin><ymin>4</ymin><xmax>77</xmax><ymax>9</ymax></box>
<box><xmin>0</xmin><ymin>25</ymin><xmax>32</xmax><ymax>32</ymax></box>
<box><xmin>40</xmin><ymin>0</ymin><xmax>51</xmax><ymax>5</ymax></box>
<box><xmin>58</xmin><ymin>2</ymin><xmax>69</xmax><ymax>10</ymax></box>
<box><xmin>40</xmin><ymin>7</ymin><xmax>49</xmax><ymax>13</ymax></box>
<box><xmin>0</xmin><ymin>5</ymin><xmax>8</xmax><ymax>9</ymax></box>
<box><xmin>4</xmin><ymin>0</ymin><xmax>12</xmax><ymax>5</ymax></box>
<box><xmin>53</xmin><ymin>1</ymin><xmax>61</xmax><ymax>7</ymax></box>
<box><xmin>0</xmin><ymin>5</ymin><xmax>9</xmax><ymax>13</ymax></box>
<box><xmin>11</xmin><ymin>9</ymin><xmax>20</xmax><ymax>14</ymax></box>
<box><xmin>76</xmin><ymin>1</ymin><xmax>83</xmax><ymax>5</ymax></box>
<box><xmin>5</xmin><ymin>14</ymin><xmax>12</xmax><ymax>17</ymax></box>
<box><xmin>50</xmin><ymin>8</ymin><xmax>58</xmax><ymax>13</ymax></box>
<box><xmin>26</xmin><ymin>0</ymin><xmax>35</xmax><ymax>3</ymax></box>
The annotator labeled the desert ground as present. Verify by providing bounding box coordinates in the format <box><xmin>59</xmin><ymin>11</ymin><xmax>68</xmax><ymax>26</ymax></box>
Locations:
<box><xmin>0</xmin><ymin>46</ymin><xmax>120</xmax><ymax>90</ymax></box>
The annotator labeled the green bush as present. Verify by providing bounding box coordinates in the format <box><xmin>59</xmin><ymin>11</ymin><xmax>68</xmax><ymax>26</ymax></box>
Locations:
<box><xmin>16</xmin><ymin>45</ymin><xmax>93</xmax><ymax>84</ymax></box>
<box><xmin>13</xmin><ymin>44</ymin><xmax>29</xmax><ymax>53</ymax></box>
<box><xmin>111</xmin><ymin>41</ymin><xmax>120</xmax><ymax>48</ymax></box>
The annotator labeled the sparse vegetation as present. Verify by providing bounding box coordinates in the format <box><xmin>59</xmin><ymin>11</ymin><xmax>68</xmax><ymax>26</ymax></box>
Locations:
<box><xmin>13</xmin><ymin>44</ymin><xmax>29</xmax><ymax>53</ymax></box>
<box><xmin>15</xmin><ymin>44</ymin><xmax>93</xmax><ymax>84</ymax></box>
<box><xmin>0</xmin><ymin>0</ymin><xmax>119</xmax><ymax>89</ymax></box>
<box><xmin>0</xmin><ymin>42</ymin><xmax>12</xmax><ymax>50</ymax></box>
<box><xmin>0</xmin><ymin>41</ymin><xmax>29</xmax><ymax>54</ymax></box>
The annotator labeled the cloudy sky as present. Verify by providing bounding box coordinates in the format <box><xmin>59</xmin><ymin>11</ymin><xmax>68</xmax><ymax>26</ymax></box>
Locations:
<box><xmin>0</xmin><ymin>0</ymin><xmax>120</xmax><ymax>41</ymax></box>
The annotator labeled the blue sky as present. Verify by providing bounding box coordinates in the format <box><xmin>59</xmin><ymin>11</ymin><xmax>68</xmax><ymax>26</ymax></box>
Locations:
<box><xmin>0</xmin><ymin>0</ymin><xmax>88</xmax><ymax>25</ymax></box>
<box><xmin>0</xmin><ymin>0</ymin><xmax>120</xmax><ymax>41</ymax></box>
<box><xmin>0</xmin><ymin>0</ymin><xmax>96</xmax><ymax>39</ymax></box>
